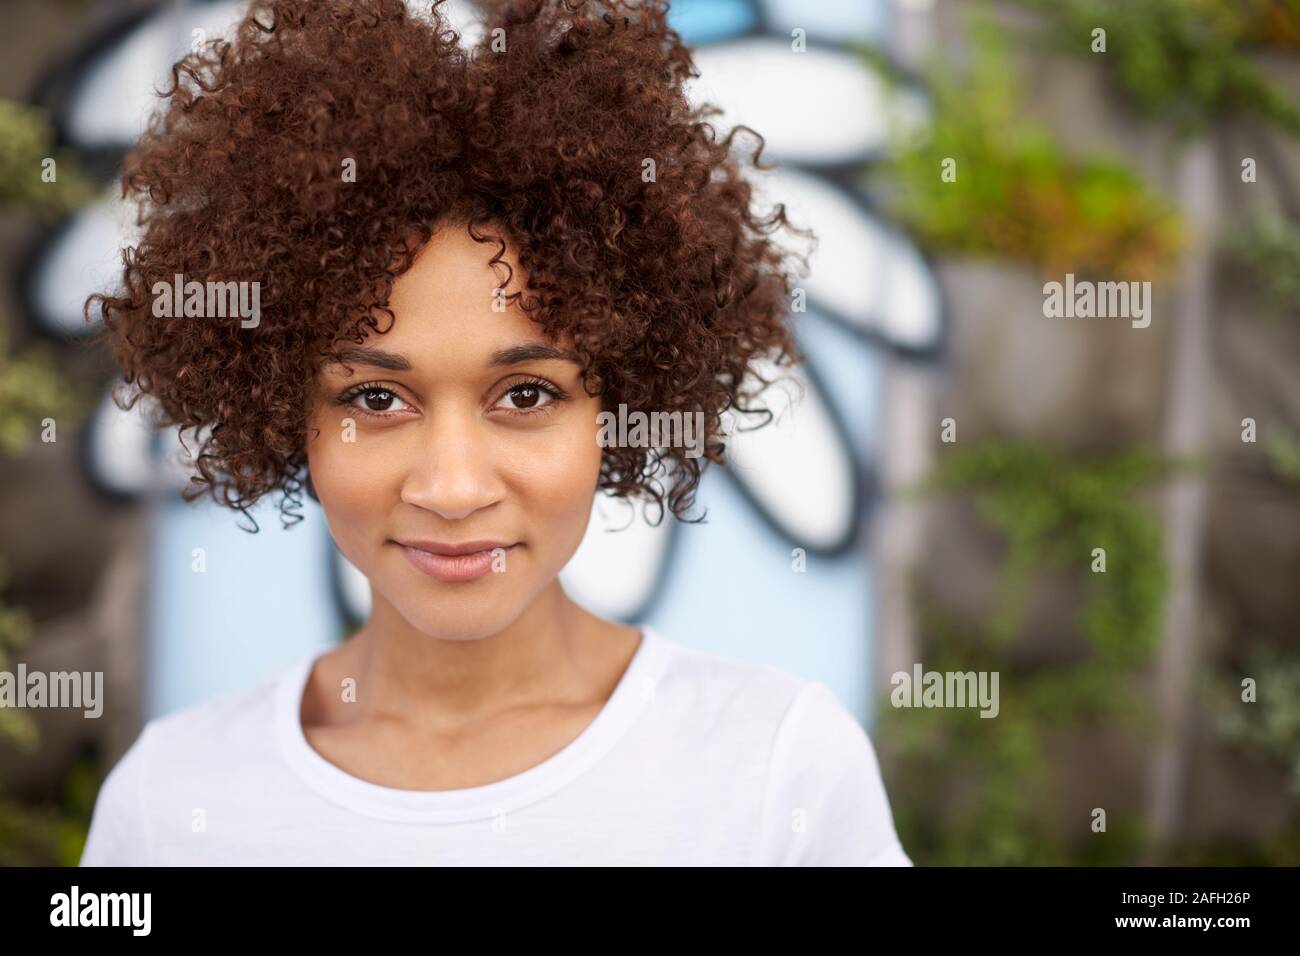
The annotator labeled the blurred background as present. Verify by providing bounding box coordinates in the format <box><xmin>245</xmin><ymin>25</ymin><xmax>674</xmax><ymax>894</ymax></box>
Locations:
<box><xmin>0</xmin><ymin>0</ymin><xmax>1297</xmax><ymax>866</ymax></box>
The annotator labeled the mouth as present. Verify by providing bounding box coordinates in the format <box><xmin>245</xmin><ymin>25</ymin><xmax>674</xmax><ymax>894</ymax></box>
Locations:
<box><xmin>392</xmin><ymin>539</ymin><xmax>519</xmax><ymax>583</ymax></box>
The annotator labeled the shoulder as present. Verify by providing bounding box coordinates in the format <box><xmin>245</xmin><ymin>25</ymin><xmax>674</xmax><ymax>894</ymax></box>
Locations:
<box><xmin>648</xmin><ymin>633</ymin><xmax>878</xmax><ymax>757</ymax></box>
<box><xmin>648</xmin><ymin>633</ymin><xmax>872</xmax><ymax>758</ymax></box>
<box><xmin>759</xmin><ymin>679</ymin><xmax>912</xmax><ymax>865</ymax></box>
<box><xmin>79</xmin><ymin>664</ymin><xmax>293</xmax><ymax>866</ymax></box>
<box><xmin>646</xmin><ymin>634</ymin><xmax>910</xmax><ymax>866</ymax></box>
<box><xmin>649</xmin><ymin>631</ymin><xmax>810</xmax><ymax>716</ymax></box>
<box><xmin>644</xmin><ymin>633</ymin><xmax>821</xmax><ymax>755</ymax></box>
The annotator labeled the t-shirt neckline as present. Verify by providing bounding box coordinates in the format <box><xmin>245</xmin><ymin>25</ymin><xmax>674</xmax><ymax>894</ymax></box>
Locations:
<box><xmin>275</xmin><ymin>624</ymin><xmax>668</xmax><ymax>823</ymax></box>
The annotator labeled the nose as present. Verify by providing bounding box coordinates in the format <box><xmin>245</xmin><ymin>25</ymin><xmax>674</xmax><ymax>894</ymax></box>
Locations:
<box><xmin>398</xmin><ymin>406</ymin><xmax>505</xmax><ymax>521</ymax></box>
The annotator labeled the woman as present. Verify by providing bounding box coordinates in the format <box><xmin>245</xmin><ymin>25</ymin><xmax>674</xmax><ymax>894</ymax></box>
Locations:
<box><xmin>80</xmin><ymin>0</ymin><xmax>911</xmax><ymax>866</ymax></box>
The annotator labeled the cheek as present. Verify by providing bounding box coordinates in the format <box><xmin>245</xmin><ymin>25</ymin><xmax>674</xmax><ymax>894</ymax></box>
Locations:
<box><xmin>503</xmin><ymin>401</ymin><xmax>603</xmax><ymax>536</ymax></box>
<box><xmin>305</xmin><ymin>407</ymin><xmax>396</xmax><ymax>537</ymax></box>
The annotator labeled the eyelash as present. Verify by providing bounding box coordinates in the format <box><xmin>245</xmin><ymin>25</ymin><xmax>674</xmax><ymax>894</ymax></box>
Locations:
<box><xmin>496</xmin><ymin>377</ymin><xmax>568</xmax><ymax>416</ymax></box>
<box><xmin>334</xmin><ymin>377</ymin><xmax>569</xmax><ymax>420</ymax></box>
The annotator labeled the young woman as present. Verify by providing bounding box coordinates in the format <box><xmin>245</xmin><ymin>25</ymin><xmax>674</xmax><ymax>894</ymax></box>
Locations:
<box><xmin>79</xmin><ymin>0</ymin><xmax>911</xmax><ymax>866</ymax></box>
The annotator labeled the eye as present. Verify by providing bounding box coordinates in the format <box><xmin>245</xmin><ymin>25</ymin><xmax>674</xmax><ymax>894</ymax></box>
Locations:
<box><xmin>341</xmin><ymin>386</ymin><xmax>411</xmax><ymax>416</ymax></box>
<box><xmin>495</xmin><ymin>380</ymin><xmax>562</xmax><ymax>413</ymax></box>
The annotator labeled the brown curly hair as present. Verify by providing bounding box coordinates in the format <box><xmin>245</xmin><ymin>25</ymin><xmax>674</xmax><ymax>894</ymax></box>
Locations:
<box><xmin>89</xmin><ymin>0</ymin><xmax>811</xmax><ymax>530</ymax></box>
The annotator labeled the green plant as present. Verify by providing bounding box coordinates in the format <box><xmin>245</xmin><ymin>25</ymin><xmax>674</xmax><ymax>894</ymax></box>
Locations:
<box><xmin>880</xmin><ymin>442</ymin><xmax>1170</xmax><ymax>865</ymax></box>
<box><xmin>1182</xmin><ymin>422</ymin><xmax>1300</xmax><ymax>864</ymax></box>
<box><xmin>1213</xmin><ymin>431</ymin><xmax>1300</xmax><ymax>802</ymax></box>
<box><xmin>0</xmin><ymin>560</ymin><xmax>36</xmax><ymax>750</ymax></box>
<box><xmin>0</xmin><ymin>98</ymin><xmax>95</xmax><ymax>214</ymax></box>
<box><xmin>0</xmin><ymin>96</ymin><xmax>96</xmax><ymax>865</ymax></box>
<box><xmin>1212</xmin><ymin>647</ymin><xmax>1300</xmax><ymax>795</ymax></box>
<box><xmin>0</xmin><ymin>303</ymin><xmax>90</xmax><ymax>757</ymax></box>
<box><xmin>0</xmin><ymin>338</ymin><xmax>88</xmax><ymax>457</ymax></box>
<box><xmin>1230</xmin><ymin>215</ymin><xmax>1300</xmax><ymax>315</ymax></box>
<box><xmin>1011</xmin><ymin>0</ymin><xmax>1300</xmax><ymax>135</ymax></box>
<box><xmin>1265</xmin><ymin>428</ymin><xmax>1300</xmax><ymax>490</ymax></box>
<box><xmin>858</xmin><ymin>16</ymin><xmax>1183</xmax><ymax>280</ymax></box>
<box><xmin>0</xmin><ymin>754</ymin><xmax>98</xmax><ymax>867</ymax></box>
<box><xmin>1237</xmin><ymin>0</ymin><xmax>1300</xmax><ymax>52</ymax></box>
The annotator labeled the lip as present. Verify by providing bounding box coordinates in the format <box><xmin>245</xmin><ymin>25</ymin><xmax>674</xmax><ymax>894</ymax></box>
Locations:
<box><xmin>394</xmin><ymin>539</ymin><xmax>518</xmax><ymax>583</ymax></box>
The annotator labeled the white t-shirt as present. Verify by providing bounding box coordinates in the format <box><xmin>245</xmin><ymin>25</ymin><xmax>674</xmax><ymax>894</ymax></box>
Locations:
<box><xmin>80</xmin><ymin>625</ymin><xmax>911</xmax><ymax>866</ymax></box>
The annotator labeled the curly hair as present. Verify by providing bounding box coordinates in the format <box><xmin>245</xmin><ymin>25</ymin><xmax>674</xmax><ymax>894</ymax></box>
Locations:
<box><xmin>89</xmin><ymin>0</ymin><xmax>811</xmax><ymax>531</ymax></box>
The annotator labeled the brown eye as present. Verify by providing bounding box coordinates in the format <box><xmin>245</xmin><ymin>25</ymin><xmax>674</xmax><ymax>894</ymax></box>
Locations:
<box><xmin>492</xmin><ymin>379</ymin><xmax>563</xmax><ymax>414</ymax></box>
<box><xmin>510</xmin><ymin>385</ymin><xmax>540</xmax><ymax>409</ymax></box>
<box><xmin>343</xmin><ymin>387</ymin><xmax>410</xmax><ymax>415</ymax></box>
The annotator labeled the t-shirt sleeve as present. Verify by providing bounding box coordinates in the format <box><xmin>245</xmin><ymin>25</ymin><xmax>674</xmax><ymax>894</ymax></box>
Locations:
<box><xmin>80</xmin><ymin>723</ymin><xmax>155</xmax><ymax>866</ymax></box>
<box><xmin>757</xmin><ymin>681</ymin><xmax>912</xmax><ymax>866</ymax></box>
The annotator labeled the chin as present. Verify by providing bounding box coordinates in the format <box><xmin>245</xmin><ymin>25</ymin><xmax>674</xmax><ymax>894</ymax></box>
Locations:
<box><xmin>385</xmin><ymin>573</ymin><xmax>540</xmax><ymax>642</ymax></box>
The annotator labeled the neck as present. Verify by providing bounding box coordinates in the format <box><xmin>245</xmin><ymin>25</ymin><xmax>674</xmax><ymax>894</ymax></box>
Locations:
<box><xmin>341</xmin><ymin>579</ymin><xmax>596</xmax><ymax>727</ymax></box>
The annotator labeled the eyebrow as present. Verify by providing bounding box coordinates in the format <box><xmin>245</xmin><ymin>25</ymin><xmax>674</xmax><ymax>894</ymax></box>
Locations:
<box><xmin>488</xmin><ymin>343</ymin><xmax>580</xmax><ymax>367</ymax></box>
<box><xmin>327</xmin><ymin>346</ymin><xmax>412</xmax><ymax>371</ymax></box>
<box><xmin>326</xmin><ymin>343</ymin><xmax>579</xmax><ymax>371</ymax></box>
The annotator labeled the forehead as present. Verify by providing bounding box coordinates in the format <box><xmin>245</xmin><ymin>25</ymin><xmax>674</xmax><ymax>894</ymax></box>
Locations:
<box><xmin>363</xmin><ymin>223</ymin><xmax>558</xmax><ymax>363</ymax></box>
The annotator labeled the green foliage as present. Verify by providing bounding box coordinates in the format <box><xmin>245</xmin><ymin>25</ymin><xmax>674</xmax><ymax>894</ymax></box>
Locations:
<box><xmin>1219</xmin><ymin>436</ymin><xmax>1300</xmax><ymax>801</ymax></box>
<box><xmin>857</xmin><ymin>0</ymin><xmax>1300</xmax><ymax>868</ymax></box>
<box><xmin>1213</xmin><ymin>648</ymin><xmax>1300</xmax><ymax>796</ymax></box>
<box><xmin>0</xmin><ymin>98</ymin><xmax>95</xmax><ymax>214</ymax></box>
<box><xmin>1169</xmin><ymin>819</ymin><xmax>1300</xmax><ymax>865</ymax></box>
<box><xmin>1230</xmin><ymin>215</ymin><xmax>1300</xmax><ymax>315</ymax></box>
<box><xmin>924</xmin><ymin>443</ymin><xmax>1169</xmax><ymax>671</ymax></box>
<box><xmin>0</xmin><ymin>331</ymin><xmax>90</xmax><ymax>748</ymax></box>
<box><xmin>882</xmin><ymin>442</ymin><xmax>1170</xmax><ymax>865</ymax></box>
<box><xmin>0</xmin><ymin>555</ymin><xmax>75</xmax><ymax>866</ymax></box>
<box><xmin>1265</xmin><ymin>428</ymin><xmax>1300</xmax><ymax>491</ymax></box>
<box><xmin>0</xmin><ymin>560</ymin><xmax>36</xmax><ymax>750</ymax></box>
<box><xmin>0</xmin><ymin>756</ymin><xmax>99</xmax><ymax>866</ymax></box>
<box><xmin>859</xmin><ymin>16</ymin><xmax>1183</xmax><ymax>280</ymax></box>
<box><xmin>1238</xmin><ymin>0</ymin><xmax>1300</xmax><ymax>53</ymax></box>
<box><xmin>1011</xmin><ymin>0</ymin><xmax>1300</xmax><ymax>135</ymax></box>
<box><xmin>0</xmin><ymin>339</ymin><xmax>83</xmax><ymax>755</ymax></box>
<box><xmin>0</xmin><ymin>340</ymin><xmax>90</xmax><ymax>457</ymax></box>
<box><xmin>0</xmin><ymin>98</ymin><xmax>97</xmax><ymax>865</ymax></box>
<box><xmin>56</xmin><ymin>756</ymin><xmax>101</xmax><ymax>865</ymax></box>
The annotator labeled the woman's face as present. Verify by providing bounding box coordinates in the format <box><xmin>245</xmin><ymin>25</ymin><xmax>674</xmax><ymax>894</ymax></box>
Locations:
<box><xmin>305</xmin><ymin>223</ymin><xmax>603</xmax><ymax>641</ymax></box>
